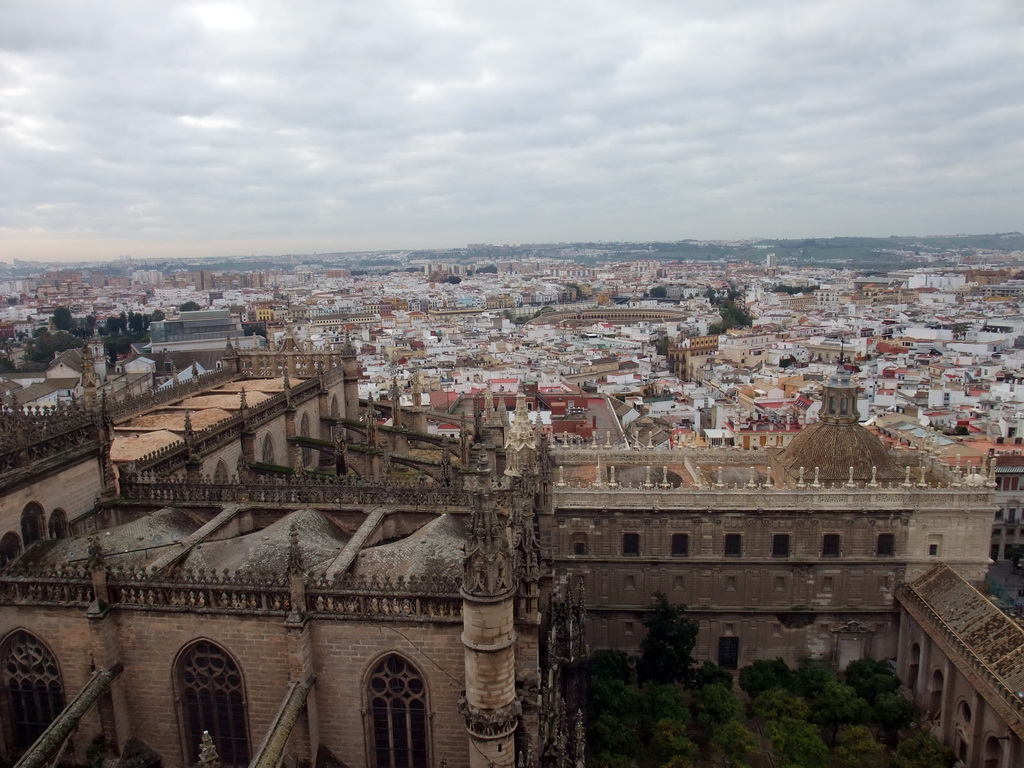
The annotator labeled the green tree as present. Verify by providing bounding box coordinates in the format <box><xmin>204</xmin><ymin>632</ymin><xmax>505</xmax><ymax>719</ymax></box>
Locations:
<box><xmin>692</xmin><ymin>661</ymin><xmax>733</xmax><ymax>690</ymax></box>
<box><xmin>637</xmin><ymin>592</ymin><xmax>698</xmax><ymax>686</ymax></box>
<box><xmin>710</xmin><ymin>719</ymin><xmax>757</xmax><ymax>768</ymax></box>
<box><xmin>692</xmin><ymin>683</ymin><xmax>743</xmax><ymax>728</ymax></box>
<box><xmin>739</xmin><ymin>658</ymin><xmax>793</xmax><ymax>697</ymax></box>
<box><xmin>641</xmin><ymin>683</ymin><xmax>689</xmax><ymax>734</ymax></box>
<box><xmin>793</xmin><ymin>666</ymin><xmax>835</xmax><ymax>699</ymax></box>
<box><xmin>649</xmin><ymin>286</ymin><xmax>668</xmax><ymax>298</ymax></box>
<box><xmin>871</xmin><ymin>691</ymin><xmax>915</xmax><ymax>736</ymax></box>
<box><xmin>892</xmin><ymin>730</ymin><xmax>956</xmax><ymax>768</ymax></box>
<box><xmin>23</xmin><ymin>330</ymin><xmax>82</xmax><ymax>365</ymax></box>
<box><xmin>179</xmin><ymin>300</ymin><xmax>201</xmax><ymax>312</ymax></box>
<box><xmin>151</xmin><ymin>309</ymin><xmax>165</xmax><ymax>322</ymax></box>
<box><xmin>766</xmin><ymin>717</ymin><xmax>828</xmax><ymax>768</ymax></box>
<box><xmin>443</xmin><ymin>275</ymin><xmax>461</xmax><ymax>285</ymax></box>
<box><xmin>753</xmin><ymin>687</ymin><xmax>810</xmax><ymax>722</ymax></box>
<box><xmin>590</xmin><ymin>678</ymin><xmax>642</xmax><ymax>759</ymax></box>
<box><xmin>844</xmin><ymin>658</ymin><xmax>899</xmax><ymax>704</ymax></box>
<box><xmin>591</xmin><ymin>649</ymin><xmax>633</xmax><ymax>684</ymax></box>
<box><xmin>649</xmin><ymin>718</ymin><xmax>697</xmax><ymax>765</ymax></box>
<box><xmin>834</xmin><ymin>725</ymin><xmax>887</xmax><ymax>768</ymax></box>
<box><xmin>52</xmin><ymin>306</ymin><xmax>74</xmax><ymax>332</ymax></box>
<box><xmin>809</xmin><ymin>680</ymin><xmax>868</xmax><ymax>747</ymax></box>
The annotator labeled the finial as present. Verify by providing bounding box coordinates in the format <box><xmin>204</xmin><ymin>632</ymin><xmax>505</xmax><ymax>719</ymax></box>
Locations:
<box><xmin>846</xmin><ymin>466</ymin><xmax>856</xmax><ymax>488</ymax></box>
<box><xmin>812</xmin><ymin>466</ymin><xmax>821</xmax><ymax>488</ymax></box>
<box><xmin>869</xmin><ymin>466</ymin><xmax>878</xmax><ymax>488</ymax></box>
<box><xmin>198</xmin><ymin>730</ymin><xmax>221</xmax><ymax>768</ymax></box>
<box><xmin>797</xmin><ymin>466</ymin><xmax>805</xmax><ymax>488</ymax></box>
<box><xmin>239</xmin><ymin>387</ymin><xmax>248</xmax><ymax>410</ymax></box>
<box><xmin>287</xmin><ymin>523</ymin><xmax>304</xmax><ymax>575</ymax></box>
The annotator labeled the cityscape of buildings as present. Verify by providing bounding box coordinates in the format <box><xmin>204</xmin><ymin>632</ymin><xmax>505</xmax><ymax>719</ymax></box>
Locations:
<box><xmin>3</xmin><ymin>241</ymin><xmax>1024</xmax><ymax>768</ymax></box>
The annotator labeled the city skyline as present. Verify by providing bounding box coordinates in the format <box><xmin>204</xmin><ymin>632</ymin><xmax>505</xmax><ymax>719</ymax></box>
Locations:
<box><xmin>3</xmin><ymin>0</ymin><xmax>1023</xmax><ymax>263</ymax></box>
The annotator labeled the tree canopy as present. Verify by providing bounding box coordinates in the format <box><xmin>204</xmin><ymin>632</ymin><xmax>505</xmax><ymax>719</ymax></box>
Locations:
<box><xmin>637</xmin><ymin>592</ymin><xmax>698</xmax><ymax>686</ymax></box>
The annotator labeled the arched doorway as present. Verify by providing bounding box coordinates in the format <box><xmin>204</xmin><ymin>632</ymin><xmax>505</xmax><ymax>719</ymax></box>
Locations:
<box><xmin>983</xmin><ymin>735</ymin><xmax>1004</xmax><ymax>768</ymax></box>
<box><xmin>20</xmin><ymin>503</ymin><xmax>44</xmax><ymax>548</ymax></box>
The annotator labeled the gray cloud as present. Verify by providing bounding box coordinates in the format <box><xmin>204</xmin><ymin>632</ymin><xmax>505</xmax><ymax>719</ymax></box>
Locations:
<box><xmin>1</xmin><ymin>0</ymin><xmax>1022</xmax><ymax>261</ymax></box>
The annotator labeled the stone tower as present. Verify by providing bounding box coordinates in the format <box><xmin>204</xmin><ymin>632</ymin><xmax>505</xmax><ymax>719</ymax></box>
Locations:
<box><xmin>461</xmin><ymin>445</ymin><xmax>520</xmax><ymax>767</ymax></box>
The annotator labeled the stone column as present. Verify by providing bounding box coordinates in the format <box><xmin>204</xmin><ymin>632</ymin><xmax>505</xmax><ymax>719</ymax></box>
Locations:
<box><xmin>461</xmin><ymin>467</ymin><xmax>519</xmax><ymax>767</ymax></box>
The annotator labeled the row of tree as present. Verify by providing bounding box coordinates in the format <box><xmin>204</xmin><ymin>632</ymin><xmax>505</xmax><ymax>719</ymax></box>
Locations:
<box><xmin>588</xmin><ymin>592</ymin><xmax>956</xmax><ymax>768</ymax></box>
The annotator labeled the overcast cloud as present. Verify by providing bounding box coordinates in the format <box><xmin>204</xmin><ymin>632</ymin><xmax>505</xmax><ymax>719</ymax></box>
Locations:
<box><xmin>1</xmin><ymin>0</ymin><xmax>1022</xmax><ymax>261</ymax></box>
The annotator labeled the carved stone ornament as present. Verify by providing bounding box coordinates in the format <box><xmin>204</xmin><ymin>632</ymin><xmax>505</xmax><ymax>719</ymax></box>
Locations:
<box><xmin>829</xmin><ymin>619</ymin><xmax>875</xmax><ymax>634</ymax></box>
<box><xmin>458</xmin><ymin>696</ymin><xmax>521</xmax><ymax>739</ymax></box>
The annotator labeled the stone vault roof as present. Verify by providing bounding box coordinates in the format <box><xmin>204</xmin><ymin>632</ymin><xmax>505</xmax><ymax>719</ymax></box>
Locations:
<box><xmin>19</xmin><ymin>507</ymin><xmax>202</xmax><ymax>569</ymax></box>
<box><xmin>351</xmin><ymin>514</ymin><xmax>466</xmax><ymax>582</ymax></box>
<box><xmin>179</xmin><ymin>507</ymin><xmax>349</xmax><ymax>574</ymax></box>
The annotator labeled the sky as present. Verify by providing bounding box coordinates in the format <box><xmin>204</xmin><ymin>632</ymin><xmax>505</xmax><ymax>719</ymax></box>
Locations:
<box><xmin>2</xmin><ymin>1</ymin><xmax>1023</xmax><ymax>262</ymax></box>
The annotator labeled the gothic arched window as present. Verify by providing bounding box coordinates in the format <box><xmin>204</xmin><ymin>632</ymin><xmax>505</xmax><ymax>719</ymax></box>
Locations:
<box><xmin>48</xmin><ymin>509</ymin><xmax>69</xmax><ymax>540</ymax></box>
<box><xmin>300</xmin><ymin>413</ymin><xmax>312</xmax><ymax>467</ymax></box>
<box><xmin>1</xmin><ymin>631</ymin><xmax>64</xmax><ymax>751</ymax></box>
<box><xmin>368</xmin><ymin>655</ymin><xmax>429</xmax><ymax>768</ymax></box>
<box><xmin>176</xmin><ymin>641</ymin><xmax>249</xmax><ymax>767</ymax></box>
<box><xmin>213</xmin><ymin>460</ymin><xmax>229</xmax><ymax>484</ymax></box>
<box><xmin>0</xmin><ymin>532</ymin><xmax>22</xmax><ymax>567</ymax></box>
<box><xmin>21</xmin><ymin>503</ymin><xmax>44</xmax><ymax>548</ymax></box>
<box><xmin>261</xmin><ymin>434</ymin><xmax>275</xmax><ymax>465</ymax></box>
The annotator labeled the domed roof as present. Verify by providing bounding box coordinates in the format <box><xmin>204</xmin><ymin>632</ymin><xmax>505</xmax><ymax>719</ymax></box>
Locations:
<box><xmin>775</xmin><ymin>362</ymin><xmax>901</xmax><ymax>484</ymax></box>
<box><xmin>776</xmin><ymin>420</ymin><xmax>902</xmax><ymax>484</ymax></box>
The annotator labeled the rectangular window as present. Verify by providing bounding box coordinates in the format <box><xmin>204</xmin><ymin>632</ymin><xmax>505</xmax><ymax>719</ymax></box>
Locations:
<box><xmin>822</xmin><ymin>534</ymin><xmax>841</xmax><ymax>557</ymax></box>
<box><xmin>724</xmin><ymin>534</ymin><xmax>742</xmax><ymax>557</ymax></box>
<box><xmin>572</xmin><ymin>534</ymin><xmax>588</xmax><ymax>556</ymax></box>
<box><xmin>671</xmin><ymin>533</ymin><xmax>689</xmax><ymax>557</ymax></box>
<box><xmin>622</xmin><ymin>532</ymin><xmax>640</xmax><ymax>556</ymax></box>
<box><xmin>772</xmin><ymin>534</ymin><xmax>790</xmax><ymax>557</ymax></box>
<box><xmin>996</xmin><ymin>509</ymin><xmax>1005</xmax><ymax>520</ymax></box>
<box><xmin>822</xmin><ymin>576</ymin><xmax>834</xmax><ymax>593</ymax></box>
<box><xmin>1011</xmin><ymin>509</ymin><xmax>1018</xmax><ymax>523</ymax></box>
<box><xmin>718</xmin><ymin>637</ymin><xmax>740</xmax><ymax>670</ymax></box>
<box><xmin>876</xmin><ymin>533</ymin><xmax>895</xmax><ymax>556</ymax></box>
<box><xmin>928</xmin><ymin>544</ymin><xmax>939</xmax><ymax>556</ymax></box>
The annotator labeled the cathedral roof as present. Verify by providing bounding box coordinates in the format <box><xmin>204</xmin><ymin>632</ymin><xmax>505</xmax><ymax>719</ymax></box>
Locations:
<box><xmin>351</xmin><ymin>514</ymin><xmax>466</xmax><ymax>581</ymax></box>
<box><xmin>178</xmin><ymin>508</ymin><xmax>348</xmax><ymax>574</ymax></box>
<box><xmin>18</xmin><ymin>507</ymin><xmax>202</xmax><ymax>569</ymax></box>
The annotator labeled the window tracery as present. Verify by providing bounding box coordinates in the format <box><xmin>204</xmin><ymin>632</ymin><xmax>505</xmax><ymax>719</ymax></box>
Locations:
<box><xmin>1</xmin><ymin>631</ymin><xmax>64</xmax><ymax>751</ymax></box>
<box><xmin>368</xmin><ymin>654</ymin><xmax>429</xmax><ymax>768</ymax></box>
<box><xmin>177</xmin><ymin>641</ymin><xmax>249</xmax><ymax>766</ymax></box>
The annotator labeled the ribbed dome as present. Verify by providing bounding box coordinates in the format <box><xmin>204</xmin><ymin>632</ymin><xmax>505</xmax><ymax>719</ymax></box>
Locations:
<box><xmin>776</xmin><ymin>420</ymin><xmax>902</xmax><ymax>484</ymax></box>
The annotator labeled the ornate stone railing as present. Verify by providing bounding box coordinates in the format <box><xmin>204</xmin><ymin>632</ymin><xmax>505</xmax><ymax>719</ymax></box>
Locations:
<box><xmin>307</xmin><ymin>573</ymin><xmax>462</xmax><ymax>621</ymax></box>
<box><xmin>0</xmin><ymin>566</ymin><xmax>462</xmax><ymax>621</ymax></box>
<box><xmin>0</xmin><ymin>403</ymin><xmax>97</xmax><ymax>475</ymax></box>
<box><xmin>120</xmin><ymin>473</ymin><xmax>474</xmax><ymax>508</ymax></box>
<box><xmin>551</xmin><ymin>485</ymin><xmax>991</xmax><ymax>511</ymax></box>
